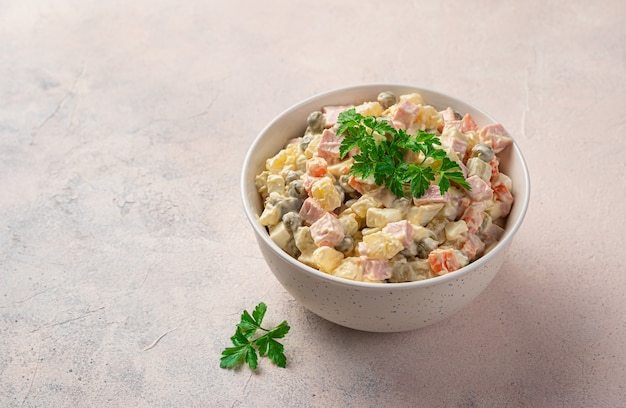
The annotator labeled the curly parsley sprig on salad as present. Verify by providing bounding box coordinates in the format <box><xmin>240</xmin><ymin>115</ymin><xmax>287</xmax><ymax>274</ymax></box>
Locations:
<box><xmin>336</xmin><ymin>108</ymin><xmax>470</xmax><ymax>199</ymax></box>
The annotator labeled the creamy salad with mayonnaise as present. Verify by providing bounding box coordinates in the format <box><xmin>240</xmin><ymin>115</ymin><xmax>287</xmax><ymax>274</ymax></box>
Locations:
<box><xmin>255</xmin><ymin>91</ymin><xmax>514</xmax><ymax>283</ymax></box>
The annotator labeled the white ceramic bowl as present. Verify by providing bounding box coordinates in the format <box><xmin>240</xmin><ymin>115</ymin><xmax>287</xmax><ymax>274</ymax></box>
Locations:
<box><xmin>241</xmin><ymin>84</ymin><xmax>530</xmax><ymax>332</ymax></box>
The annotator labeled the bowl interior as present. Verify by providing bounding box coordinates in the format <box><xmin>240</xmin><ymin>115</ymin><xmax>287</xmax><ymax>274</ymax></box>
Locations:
<box><xmin>241</xmin><ymin>84</ymin><xmax>530</xmax><ymax>287</ymax></box>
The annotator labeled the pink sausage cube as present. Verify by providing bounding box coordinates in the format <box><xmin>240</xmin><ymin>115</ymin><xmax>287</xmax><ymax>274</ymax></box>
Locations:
<box><xmin>317</xmin><ymin>128</ymin><xmax>341</xmax><ymax>164</ymax></box>
<box><xmin>360</xmin><ymin>257</ymin><xmax>391</xmax><ymax>281</ymax></box>
<box><xmin>382</xmin><ymin>220</ymin><xmax>414</xmax><ymax>248</ymax></box>
<box><xmin>392</xmin><ymin>100</ymin><xmax>420</xmax><ymax>130</ymax></box>
<box><xmin>413</xmin><ymin>185</ymin><xmax>449</xmax><ymax>205</ymax></box>
<box><xmin>479</xmin><ymin>123</ymin><xmax>513</xmax><ymax>153</ymax></box>
<box><xmin>310</xmin><ymin>212</ymin><xmax>345</xmax><ymax>247</ymax></box>
<box><xmin>299</xmin><ymin>197</ymin><xmax>327</xmax><ymax>225</ymax></box>
<box><xmin>466</xmin><ymin>175</ymin><xmax>493</xmax><ymax>202</ymax></box>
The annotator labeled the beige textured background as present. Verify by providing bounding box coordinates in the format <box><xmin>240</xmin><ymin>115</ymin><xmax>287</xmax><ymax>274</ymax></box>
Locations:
<box><xmin>1</xmin><ymin>1</ymin><xmax>625</xmax><ymax>407</ymax></box>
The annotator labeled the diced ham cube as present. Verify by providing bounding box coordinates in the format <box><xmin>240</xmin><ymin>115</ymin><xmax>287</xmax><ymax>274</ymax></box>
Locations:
<box><xmin>392</xmin><ymin>100</ymin><xmax>420</xmax><ymax>130</ymax></box>
<box><xmin>441</xmin><ymin>134</ymin><xmax>469</xmax><ymax>158</ymax></box>
<box><xmin>322</xmin><ymin>105</ymin><xmax>352</xmax><ymax>128</ymax></box>
<box><xmin>309</xmin><ymin>212</ymin><xmax>345</xmax><ymax>247</ymax></box>
<box><xmin>345</xmin><ymin>145</ymin><xmax>360</xmax><ymax>158</ymax></box>
<box><xmin>443</xmin><ymin>121</ymin><xmax>463</xmax><ymax>132</ymax></box>
<box><xmin>479</xmin><ymin>123</ymin><xmax>513</xmax><ymax>153</ymax></box>
<box><xmin>316</xmin><ymin>129</ymin><xmax>341</xmax><ymax>164</ymax></box>
<box><xmin>461</xmin><ymin>113</ymin><xmax>479</xmax><ymax>132</ymax></box>
<box><xmin>461</xmin><ymin>233</ymin><xmax>486</xmax><ymax>261</ymax></box>
<box><xmin>440</xmin><ymin>107</ymin><xmax>457</xmax><ymax>122</ymax></box>
<box><xmin>360</xmin><ymin>257</ymin><xmax>391</xmax><ymax>281</ymax></box>
<box><xmin>382</xmin><ymin>220</ymin><xmax>414</xmax><ymax>248</ymax></box>
<box><xmin>413</xmin><ymin>185</ymin><xmax>449</xmax><ymax>206</ymax></box>
<box><xmin>458</xmin><ymin>159</ymin><xmax>469</xmax><ymax>179</ymax></box>
<box><xmin>461</xmin><ymin>202</ymin><xmax>485</xmax><ymax>234</ymax></box>
<box><xmin>299</xmin><ymin>197</ymin><xmax>327</xmax><ymax>225</ymax></box>
<box><xmin>466</xmin><ymin>175</ymin><xmax>493</xmax><ymax>202</ymax></box>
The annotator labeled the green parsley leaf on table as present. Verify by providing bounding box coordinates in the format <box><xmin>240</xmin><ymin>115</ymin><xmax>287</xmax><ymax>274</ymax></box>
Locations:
<box><xmin>337</xmin><ymin>109</ymin><xmax>471</xmax><ymax>198</ymax></box>
<box><xmin>220</xmin><ymin>302</ymin><xmax>290</xmax><ymax>370</ymax></box>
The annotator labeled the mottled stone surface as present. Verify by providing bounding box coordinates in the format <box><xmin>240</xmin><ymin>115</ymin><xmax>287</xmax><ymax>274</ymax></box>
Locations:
<box><xmin>1</xmin><ymin>1</ymin><xmax>625</xmax><ymax>407</ymax></box>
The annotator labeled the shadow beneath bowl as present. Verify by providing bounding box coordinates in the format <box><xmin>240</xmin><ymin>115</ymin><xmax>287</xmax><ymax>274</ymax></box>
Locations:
<box><xmin>288</xmin><ymin>257</ymin><xmax>611</xmax><ymax>407</ymax></box>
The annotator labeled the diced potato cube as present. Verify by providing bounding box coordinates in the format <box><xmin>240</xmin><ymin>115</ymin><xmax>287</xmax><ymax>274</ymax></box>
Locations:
<box><xmin>411</xmin><ymin>225</ymin><xmax>437</xmax><ymax>242</ymax></box>
<box><xmin>350</xmin><ymin>194</ymin><xmax>382</xmax><ymax>219</ymax></box>
<box><xmin>362</xmin><ymin>231</ymin><xmax>403</xmax><ymax>260</ymax></box>
<box><xmin>266</xmin><ymin>174</ymin><xmax>285</xmax><ymax>195</ymax></box>
<box><xmin>266</xmin><ymin>149</ymin><xmax>292</xmax><ymax>174</ymax></box>
<box><xmin>313</xmin><ymin>246</ymin><xmax>344</xmax><ymax>273</ymax></box>
<box><xmin>304</xmin><ymin>133</ymin><xmax>322</xmax><ymax>159</ymax></box>
<box><xmin>327</xmin><ymin>158</ymin><xmax>354</xmax><ymax>178</ymax></box>
<box><xmin>418</xmin><ymin>105</ymin><xmax>443</xmax><ymax>130</ymax></box>
<box><xmin>465</xmin><ymin>131</ymin><xmax>481</xmax><ymax>151</ymax></box>
<box><xmin>406</xmin><ymin>203</ymin><xmax>444</xmax><ymax>226</ymax></box>
<box><xmin>295</xmin><ymin>154</ymin><xmax>307</xmax><ymax>173</ymax></box>
<box><xmin>442</xmin><ymin>124</ymin><xmax>463</xmax><ymax>140</ymax></box>
<box><xmin>366</xmin><ymin>207</ymin><xmax>403</xmax><ymax>228</ymax></box>
<box><xmin>284</xmin><ymin>142</ymin><xmax>301</xmax><ymax>159</ymax></box>
<box><xmin>399</xmin><ymin>93</ymin><xmax>424</xmax><ymax>106</ymax></box>
<box><xmin>355</xmin><ymin>101</ymin><xmax>383</xmax><ymax>117</ymax></box>
<box><xmin>361</xmin><ymin>227</ymin><xmax>381</xmax><ymax>236</ymax></box>
<box><xmin>298</xmin><ymin>249</ymin><xmax>316</xmax><ymax>268</ymax></box>
<box><xmin>485</xmin><ymin>199</ymin><xmax>508</xmax><ymax>220</ymax></box>
<box><xmin>294</xmin><ymin>226</ymin><xmax>316</xmax><ymax>252</ymax></box>
<box><xmin>338</xmin><ymin>212</ymin><xmax>359</xmax><ymax>236</ymax></box>
<box><xmin>310</xmin><ymin>177</ymin><xmax>342</xmax><ymax>211</ymax></box>
<box><xmin>255</xmin><ymin>171</ymin><xmax>269</xmax><ymax>197</ymax></box>
<box><xmin>269</xmin><ymin>222</ymin><xmax>292</xmax><ymax>249</ymax></box>
<box><xmin>467</xmin><ymin>157</ymin><xmax>492</xmax><ymax>182</ymax></box>
<box><xmin>445</xmin><ymin>220</ymin><xmax>468</xmax><ymax>241</ymax></box>
<box><xmin>259</xmin><ymin>204</ymin><xmax>281</xmax><ymax>226</ymax></box>
<box><xmin>332</xmin><ymin>257</ymin><xmax>362</xmax><ymax>281</ymax></box>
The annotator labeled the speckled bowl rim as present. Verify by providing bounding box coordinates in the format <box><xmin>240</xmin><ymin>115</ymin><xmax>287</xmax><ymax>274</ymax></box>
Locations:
<box><xmin>241</xmin><ymin>83</ymin><xmax>530</xmax><ymax>290</ymax></box>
